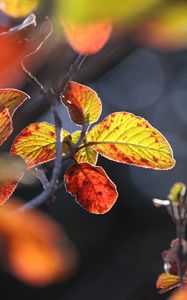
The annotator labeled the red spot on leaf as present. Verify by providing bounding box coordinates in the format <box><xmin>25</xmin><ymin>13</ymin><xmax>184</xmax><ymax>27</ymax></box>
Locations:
<box><xmin>34</xmin><ymin>124</ymin><xmax>40</xmax><ymax>131</ymax></box>
<box><xmin>50</xmin><ymin>131</ymin><xmax>55</xmax><ymax>138</ymax></box>
<box><xmin>141</xmin><ymin>158</ymin><xmax>149</xmax><ymax>164</ymax></box>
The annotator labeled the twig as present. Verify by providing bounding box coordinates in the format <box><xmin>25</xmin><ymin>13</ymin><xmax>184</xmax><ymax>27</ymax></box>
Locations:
<box><xmin>34</xmin><ymin>168</ymin><xmax>49</xmax><ymax>189</ymax></box>
<box><xmin>57</xmin><ymin>54</ymin><xmax>87</xmax><ymax>94</ymax></box>
<box><xmin>18</xmin><ymin>20</ymin><xmax>88</xmax><ymax>212</ymax></box>
<box><xmin>19</xmin><ymin>19</ymin><xmax>64</xmax><ymax>211</ymax></box>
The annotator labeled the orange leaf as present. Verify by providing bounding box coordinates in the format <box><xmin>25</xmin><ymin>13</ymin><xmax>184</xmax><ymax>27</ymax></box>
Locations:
<box><xmin>0</xmin><ymin>202</ymin><xmax>76</xmax><ymax>286</ymax></box>
<box><xmin>0</xmin><ymin>88</ymin><xmax>29</xmax><ymax>116</ymax></box>
<box><xmin>11</xmin><ymin>122</ymin><xmax>70</xmax><ymax>168</ymax></box>
<box><xmin>87</xmin><ymin>112</ymin><xmax>175</xmax><ymax>170</ymax></box>
<box><xmin>61</xmin><ymin>81</ymin><xmax>102</xmax><ymax>125</ymax></box>
<box><xmin>62</xmin><ymin>20</ymin><xmax>112</xmax><ymax>55</ymax></box>
<box><xmin>0</xmin><ymin>106</ymin><xmax>12</xmax><ymax>145</ymax></box>
<box><xmin>169</xmin><ymin>286</ymin><xmax>187</xmax><ymax>300</ymax></box>
<box><xmin>64</xmin><ymin>162</ymin><xmax>118</xmax><ymax>214</ymax></box>
<box><xmin>156</xmin><ymin>273</ymin><xmax>180</xmax><ymax>294</ymax></box>
<box><xmin>71</xmin><ymin>130</ymin><xmax>98</xmax><ymax>165</ymax></box>
<box><xmin>0</xmin><ymin>0</ymin><xmax>39</xmax><ymax>18</ymax></box>
<box><xmin>0</xmin><ymin>155</ymin><xmax>25</xmax><ymax>205</ymax></box>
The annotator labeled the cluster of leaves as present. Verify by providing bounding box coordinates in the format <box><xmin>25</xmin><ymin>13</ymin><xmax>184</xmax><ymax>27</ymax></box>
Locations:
<box><xmin>0</xmin><ymin>80</ymin><xmax>175</xmax><ymax>214</ymax></box>
<box><xmin>0</xmin><ymin>0</ymin><xmax>178</xmax><ymax>290</ymax></box>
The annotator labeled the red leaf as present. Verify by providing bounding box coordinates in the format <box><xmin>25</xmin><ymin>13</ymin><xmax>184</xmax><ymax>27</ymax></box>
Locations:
<box><xmin>63</xmin><ymin>20</ymin><xmax>112</xmax><ymax>55</ymax></box>
<box><xmin>64</xmin><ymin>162</ymin><xmax>118</xmax><ymax>214</ymax></box>
<box><xmin>0</xmin><ymin>155</ymin><xmax>25</xmax><ymax>205</ymax></box>
<box><xmin>0</xmin><ymin>106</ymin><xmax>12</xmax><ymax>145</ymax></box>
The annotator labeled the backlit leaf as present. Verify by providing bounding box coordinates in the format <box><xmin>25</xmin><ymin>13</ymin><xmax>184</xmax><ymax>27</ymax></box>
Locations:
<box><xmin>0</xmin><ymin>155</ymin><xmax>25</xmax><ymax>205</ymax></box>
<box><xmin>0</xmin><ymin>106</ymin><xmax>12</xmax><ymax>145</ymax></box>
<box><xmin>71</xmin><ymin>131</ymin><xmax>98</xmax><ymax>165</ymax></box>
<box><xmin>0</xmin><ymin>26</ymin><xmax>28</xmax><ymax>86</ymax></box>
<box><xmin>62</xmin><ymin>21</ymin><xmax>112</xmax><ymax>55</ymax></box>
<box><xmin>0</xmin><ymin>202</ymin><xmax>77</xmax><ymax>286</ymax></box>
<box><xmin>11</xmin><ymin>122</ymin><xmax>70</xmax><ymax>168</ymax></box>
<box><xmin>156</xmin><ymin>273</ymin><xmax>180</xmax><ymax>294</ymax></box>
<box><xmin>87</xmin><ymin>112</ymin><xmax>175</xmax><ymax>170</ymax></box>
<box><xmin>0</xmin><ymin>0</ymin><xmax>39</xmax><ymax>18</ymax></box>
<box><xmin>64</xmin><ymin>162</ymin><xmax>118</xmax><ymax>214</ymax></box>
<box><xmin>0</xmin><ymin>89</ymin><xmax>29</xmax><ymax>116</ymax></box>
<box><xmin>61</xmin><ymin>81</ymin><xmax>102</xmax><ymax>125</ymax></box>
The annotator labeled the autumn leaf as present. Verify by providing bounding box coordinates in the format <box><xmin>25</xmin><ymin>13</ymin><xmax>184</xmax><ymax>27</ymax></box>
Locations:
<box><xmin>71</xmin><ymin>130</ymin><xmax>98</xmax><ymax>165</ymax></box>
<box><xmin>156</xmin><ymin>273</ymin><xmax>180</xmax><ymax>294</ymax></box>
<box><xmin>0</xmin><ymin>106</ymin><xmax>12</xmax><ymax>146</ymax></box>
<box><xmin>0</xmin><ymin>89</ymin><xmax>29</xmax><ymax>116</ymax></box>
<box><xmin>87</xmin><ymin>112</ymin><xmax>175</xmax><ymax>170</ymax></box>
<box><xmin>0</xmin><ymin>154</ymin><xmax>25</xmax><ymax>205</ymax></box>
<box><xmin>62</xmin><ymin>21</ymin><xmax>112</xmax><ymax>54</ymax></box>
<box><xmin>61</xmin><ymin>81</ymin><xmax>102</xmax><ymax>125</ymax></box>
<box><xmin>0</xmin><ymin>90</ymin><xmax>29</xmax><ymax>146</ymax></box>
<box><xmin>64</xmin><ymin>162</ymin><xmax>118</xmax><ymax>214</ymax></box>
<box><xmin>11</xmin><ymin>122</ymin><xmax>70</xmax><ymax>169</ymax></box>
<box><xmin>0</xmin><ymin>0</ymin><xmax>39</xmax><ymax>18</ymax></box>
<box><xmin>0</xmin><ymin>202</ymin><xmax>77</xmax><ymax>286</ymax></box>
<box><xmin>138</xmin><ymin>3</ymin><xmax>187</xmax><ymax>50</ymax></box>
<box><xmin>169</xmin><ymin>286</ymin><xmax>187</xmax><ymax>300</ymax></box>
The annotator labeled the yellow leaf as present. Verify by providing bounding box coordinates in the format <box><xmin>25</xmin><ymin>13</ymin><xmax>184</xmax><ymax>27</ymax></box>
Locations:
<box><xmin>59</xmin><ymin>0</ymin><xmax>163</xmax><ymax>24</ymax></box>
<box><xmin>11</xmin><ymin>122</ymin><xmax>70</xmax><ymax>168</ymax></box>
<box><xmin>61</xmin><ymin>81</ymin><xmax>102</xmax><ymax>125</ymax></box>
<box><xmin>0</xmin><ymin>0</ymin><xmax>39</xmax><ymax>18</ymax></box>
<box><xmin>87</xmin><ymin>112</ymin><xmax>175</xmax><ymax>170</ymax></box>
<box><xmin>0</xmin><ymin>89</ymin><xmax>29</xmax><ymax>116</ymax></box>
<box><xmin>168</xmin><ymin>182</ymin><xmax>186</xmax><ymax>204</ymax></box>
<box><xmin>71</xmin><ymin>131</ymin><xmax>98</xmax><ymax>165</ymax></box>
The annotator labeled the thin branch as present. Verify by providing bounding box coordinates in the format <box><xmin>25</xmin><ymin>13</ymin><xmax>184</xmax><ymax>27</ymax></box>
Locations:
<box><xmin>34</xmin><ymin>168</ymin><xmax>49</xmax><ymax>189</ymax></box>
<box><xmin>17</xmin><ymin>20</ymin><xmax>88</xmax><ymax>212</ymax></box>
<box><xmin>19</xmin><ymin>19</ymin><xmax>64</xmax><ymax>211</ymax></box>
<box><xmin>57</xmin><ymin>54</ymin><xmax>87</xmax><ymax>94</ymax></box>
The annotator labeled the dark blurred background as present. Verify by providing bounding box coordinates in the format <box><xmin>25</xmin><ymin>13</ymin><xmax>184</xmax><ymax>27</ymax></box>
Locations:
<box><xmin>1</xmin><ymin>1</ymin><xmax>187</xmax><ymax>299</ymax></box>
